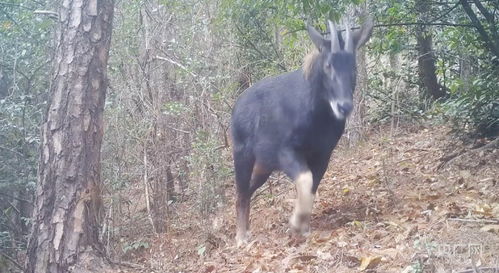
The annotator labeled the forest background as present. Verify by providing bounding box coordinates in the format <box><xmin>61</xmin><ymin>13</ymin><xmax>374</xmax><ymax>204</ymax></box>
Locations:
<box><xmin>0</xmin><ymin>0</ymin><xmax>498</xmax><ymax>271</ymax></box>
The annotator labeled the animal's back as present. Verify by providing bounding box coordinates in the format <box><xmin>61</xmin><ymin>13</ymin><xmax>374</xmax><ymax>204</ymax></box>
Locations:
<box><xmin>231</xmin><ymin>70</ymin><xmax>310</xmax><ymax>145</ymax></box>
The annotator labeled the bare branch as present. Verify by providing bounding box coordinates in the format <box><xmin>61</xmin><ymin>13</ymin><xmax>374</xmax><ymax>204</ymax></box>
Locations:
<box><xmin>33</xmin><ymin>10</ymin><xmax>58</xmax><ymax>20</ymax></box>
<box><xmin>472</xmin><ymin>0</ymin><xmax>498</xmax><ymax>41</ymax></box>
<box><xmin>375</xmin><ymin>22</ymin><xmax>474</xmax><ymax>28</ymax></box>
<box><xmin>0</xmin><ymin>192</ymin><xmax>32</xmax><ymax>204</ymax></box>
<box><xmin>154</xmin><ymin>55</ymin><xmax>197</xmax><ymax>77</ymax></box>
<box><xmin>0</xmin><ymin>252</ymin><xmax>24</xmax><ymax>271</ymax></box>
<box><xmin>460</xmin><ymin>0</ymin><xmax>499</xmax><ymax>60</ymax></box>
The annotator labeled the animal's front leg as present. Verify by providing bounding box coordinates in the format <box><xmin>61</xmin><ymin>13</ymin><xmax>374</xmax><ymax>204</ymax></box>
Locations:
<box><xmin>289</xmin><ymin>170</ymin><xmax>315</xmax><ymax>234</ymax></box>
<box><xmin>235</xmin><ymin>193</ymin><xmax>251</xmax><ymax>247</ymax></box>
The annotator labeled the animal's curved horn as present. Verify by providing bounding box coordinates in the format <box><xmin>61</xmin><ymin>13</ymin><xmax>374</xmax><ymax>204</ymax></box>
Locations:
<box><xmin>344</xmin><ymin>19</ymin><xmax>354</xmax><ymax>53</ymax></box>
<box><xmin>328</xmin><ymin>20</ymin><xmax>340</xmax><ymax>53</ymax></box>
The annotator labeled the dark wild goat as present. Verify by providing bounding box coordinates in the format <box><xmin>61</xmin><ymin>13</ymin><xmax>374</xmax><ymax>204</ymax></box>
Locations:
<box><xmin>231</xmin><ymin>18</ymin><xmax>374</xmax><ymax>246</ymax></box>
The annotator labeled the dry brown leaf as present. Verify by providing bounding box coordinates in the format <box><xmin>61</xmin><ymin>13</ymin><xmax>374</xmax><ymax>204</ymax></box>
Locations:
<box><xmin>358</xmin><ymin>256</ymin><xmax>382</xmax><ymax>271</ymax></box>
<box><xmin>312</xmin><ymin>231</ymin><xmax>334</xmax><ymax>244</ymax></box>
<box><xmin>480</xmin><ymin>224</ymin><xmax>499</xmax><ymax>233</ymax></box>
<box><xmin>475</xmin><ymin>203</ymin><xmax>494</xmax><ymax>217</ymax></box>
<box><xmin>375</xmin><ymin>248</ymin><xmax>399</xmax><ymax>260</ymax></box>
<box><xmin>203</xmin><ymin>264</ymin><xmax>215</xmax><ymax>273</ymax></box>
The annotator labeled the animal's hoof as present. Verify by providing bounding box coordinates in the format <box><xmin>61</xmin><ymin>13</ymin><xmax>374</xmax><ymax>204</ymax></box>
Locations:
<box><xmin>289</xmin><ymin>213</ymin><xmax>311</xmax><ymax>235</ymax></box>
<box><xmin>236</xmin><ymin>231</ymin><xmax>250</xmax><ymax>247</ymax></box>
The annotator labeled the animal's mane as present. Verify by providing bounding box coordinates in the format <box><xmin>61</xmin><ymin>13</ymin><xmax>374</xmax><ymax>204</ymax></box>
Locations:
<box><xmin>302</xmin><ymin>49</ymin><xmax>320</xmax><ymax>80</ymax></box>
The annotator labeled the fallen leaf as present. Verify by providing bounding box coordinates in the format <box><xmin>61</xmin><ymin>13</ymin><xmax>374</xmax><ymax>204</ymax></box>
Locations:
<box><xmin>358</xmin><ymin>256</ymin><xmax>382</xmax><ymax>271</ymax></box>
<box><xmin>475</xmin><ymin>203</ymin><xmax>493</xmax><ymax>217</ymax></box>
<box><xmin>480</xmin><ymin>225</ymin><xmax>499</xmax><ymax>233</ymax></box>
<box><xmin>401</xmin><ymin>265</ymin><xmax>416</xmax><ymax>273</ymax></box>
<box><xmin>294</xmin><ymin>255</ymin><xmax>317</xmax><ymax>262</ymax></box>
<box><xmin>203</xmin><ymin>264</ymin><xmax>215</xmax><ymax>273</ymax></box>
<box><xmin>337</xmin><ymin>241</ymin><xmax>348</xmax><ymax>248</ymax></box>
<box><xmin>344</xmin><ymin>255</ymin><xmax>360</xmax><ymax>268</ymax></box>
<box><xmin>375</xmin><ymin>248</ymin><xmax>399</xmax><ymax>260</ymax></box>
<box><xmin>312</xmin><ymin>231</ymin><xmax>333</xmax><ymax>244</ymax></box>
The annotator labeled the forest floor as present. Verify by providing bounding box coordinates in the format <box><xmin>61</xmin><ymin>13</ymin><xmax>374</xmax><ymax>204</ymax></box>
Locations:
<box><xmin>117</xmin><ymin>124</ymin><xmax>499</xmax><ymax>273</ymax></box>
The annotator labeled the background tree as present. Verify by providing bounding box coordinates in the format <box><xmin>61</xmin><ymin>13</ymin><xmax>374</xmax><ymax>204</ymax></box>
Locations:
<box><xmin>415</xmin><ymin>0</ymin><xmax>447</xmax><ymax>100</ymax></box>
<box><xmin>0</xmin><ymin>0</ymin><xmax>52</xmax><ymax>270</ymax></box>
<box><xmin>25</xmin><ymin>0</ymin><xmax>114</xmax><ymax>272</ymax></box>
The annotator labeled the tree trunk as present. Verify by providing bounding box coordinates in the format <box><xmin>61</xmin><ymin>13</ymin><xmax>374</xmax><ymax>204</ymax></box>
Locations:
<box><xmin>415</xmin><ymin>0</ymin><xmax>446</xmax><ymax>101</ymax></box>
<box><xmin>347</xmin><ymin>47</ymin><xmax>368</xmax><ymax>146</ymax></box>
<box><xmin>416</xmin><ymin>31</ymin><xmax>446</xmax><ymax>100</ymax></box>
<box><xmin>25</xmin><ymin>0</ymin><xmax>114</xmax><ymax>272</ymax></box>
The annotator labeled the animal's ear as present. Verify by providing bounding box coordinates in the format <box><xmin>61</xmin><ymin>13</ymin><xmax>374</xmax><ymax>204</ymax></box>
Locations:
<box><xmin>353</xmin><ymin>16</ymin><xmax>374</xmax><ymax>49</ymax></box>
<box><xmin>307</xmin><ymin>24</ymin><xmax>326</xmax><ymax>51</ymax></box>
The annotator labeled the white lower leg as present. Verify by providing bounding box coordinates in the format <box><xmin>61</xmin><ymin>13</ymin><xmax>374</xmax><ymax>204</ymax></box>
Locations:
<box><xmin>289</xmin><ymin>171</ymin><xmax>315</xmax><ymax>234</ymax></box>
<box><xmin>236</xmin><ymin>227</ymin><xmax>249</xmax><ymax>247</ymax></box>
<box><xmin>236</xmin><ymin>196</ymin><xmax>250</xmax><ymax>247</ymax></box>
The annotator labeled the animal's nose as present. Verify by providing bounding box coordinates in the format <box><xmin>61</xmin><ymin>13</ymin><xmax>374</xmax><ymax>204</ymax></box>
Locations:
<box><xmin>338</xmin><ymin>101</ymin><xmax>353</xmax><ymax>116</ymax></box>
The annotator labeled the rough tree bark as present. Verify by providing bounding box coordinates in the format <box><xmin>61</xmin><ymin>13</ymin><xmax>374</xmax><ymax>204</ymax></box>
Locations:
<box><xmin>25</xmin><ymin>0</ymin><xmax>114</xmax><ymax>272</ymax></box>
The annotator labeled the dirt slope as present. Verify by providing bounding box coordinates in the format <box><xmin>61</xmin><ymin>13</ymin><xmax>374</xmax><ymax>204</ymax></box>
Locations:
<box><xmin>121</xmin><ymin>125</ymin><xmax>499</xmax><ymax>273</ymax></box>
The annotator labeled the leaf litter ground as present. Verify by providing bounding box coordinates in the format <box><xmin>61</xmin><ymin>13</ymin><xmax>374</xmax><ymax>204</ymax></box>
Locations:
<box><xmin>117</xmin><ymin>125</ymin><xmax>499</xmax><ymax>273</ymax></box>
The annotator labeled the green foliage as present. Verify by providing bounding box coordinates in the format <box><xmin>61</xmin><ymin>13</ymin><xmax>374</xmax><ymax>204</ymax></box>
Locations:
<box><xmin>197</xmin><ymin>244</ymin><xmax>206</xmax><ymax>256</ymax></box>
<box><xmin>218</xmin><ymin>0</ymin><xmax>361</xmax><ymax>82</ymax></box>
<box><xmin>0</xmin><ymin>0</ymin><xmax>52</xmax><ymax>190</ymax></box>
<box><xmin>368</xmin><ymin>0</ymin><xmax>499</xmax><ymax>135</ymax></box>
<box><xmin>0</xmin><ymin>0</ymin><xmax>53</xmax><ymax>269</ymax></box>
<box><xmin>122</xmin><ymin>239</ymin><xmax>150</xmax><ymax>254</ymax></box>
<box><xmin>442</xmin><ymin>72</ymin><xmax>499</xmax><ymax>136</ymax></box>
<box><xmin>163</xmin><ymin>101</ymin><xmax>187</xmax><ymax>116</ymax></box>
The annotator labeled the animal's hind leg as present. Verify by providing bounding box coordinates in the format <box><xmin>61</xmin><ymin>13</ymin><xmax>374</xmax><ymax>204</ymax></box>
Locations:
<box><xmin>233</xmin><ymin>149</ymin><xmax>254</xmax><ymax>246</ymax></box>
<box><xmin>279</xmin><ymin>150</ymin><xmax>315</xmax><ymax>235</ymax></box>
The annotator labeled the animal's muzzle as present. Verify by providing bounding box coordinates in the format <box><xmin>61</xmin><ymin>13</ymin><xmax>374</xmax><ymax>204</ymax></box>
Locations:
<box><xmin>329</xmin><ymin>100</ymin><xmax>353</xmax><ymax>120</ymax></box>
<box><xmin>337</xmin><ymin>101</ymin><xmax>353</xmax><ymax>116</ymax></box>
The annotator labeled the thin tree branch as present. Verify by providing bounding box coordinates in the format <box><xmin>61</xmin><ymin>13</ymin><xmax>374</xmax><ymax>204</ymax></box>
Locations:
<box><xmin>472</xmin><ymin>0</ymin><xmax>498</xmax><ymax>41</ymax></box>
<box><xmin>235</xmin><ymin>24</ymin><xmax>287</xmax><ymax>71</ymax></box>
<box><xmin>472</xmin><ymin>0</ymin><xmax>495</xmax><ymax>26</ymax></box>
<box><xmin>33</xmin><ymin>10</ymin><xmax>58</xmax><ymax>20</ymax></box>
<box><xmin>0</xmin><ymin>192</ymin><xmax>32</xmax><ymax>204</ymax></box>
<box><xmin>430</xmin><ymin>1</ymin><xmax>461</xmax><ymax>23</ymax></box>
<box><xmin>0</xmin><ymin>8</ymin><xmax>31</xmax><ymax>36</ymax></box>
<box><xmin>0</xmin><ymin>252</ymin><xmax>24</xmax><ymax>271</ymax></box>
<box><xmin>375</xmin><ymin>22</ymin><xmax>474</xmax><ymax>28</ymax></box>
<box><xmin>285</xmin><ymin>21</ymin><xmax>474</xmax><ymax>37</ymax></box>
<box><xmin>0</xmin><ymin>2</ymin><xmax>33</xmax><ymax>9</ymax></box>
<box><xmin>460</xmin><ymin>0</ymin><xmax>499</xmax><ymax>60</ymax></box>
<box><xmin>153</xmin><ymin>55</ymin><xmax>197</xmax><ymax>77</ymax></box>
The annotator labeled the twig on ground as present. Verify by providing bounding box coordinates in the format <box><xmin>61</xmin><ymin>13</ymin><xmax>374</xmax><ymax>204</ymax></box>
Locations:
<box><xmin>457</xmin><ymin>267</ymin><xmax>499</xmax><ymax>273</ymax></box>
<box><xmin>438</xmin><ymin>137</ymin><xmax>498</xmax><ymax>170</ymax></box>
<box><xmin>437</xmin><ymin>149</ymin><xmax>466</xmax><ymax>170</ymax></box>
<box><xmin>111</xmin><ymin>260</ymin><xmax>146</xmax><ymax>269</ymax></box>
<box><xmin>448</xmin><ymin>218</ymin><xmax>499</xmax><ymax>224</ymax></box>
